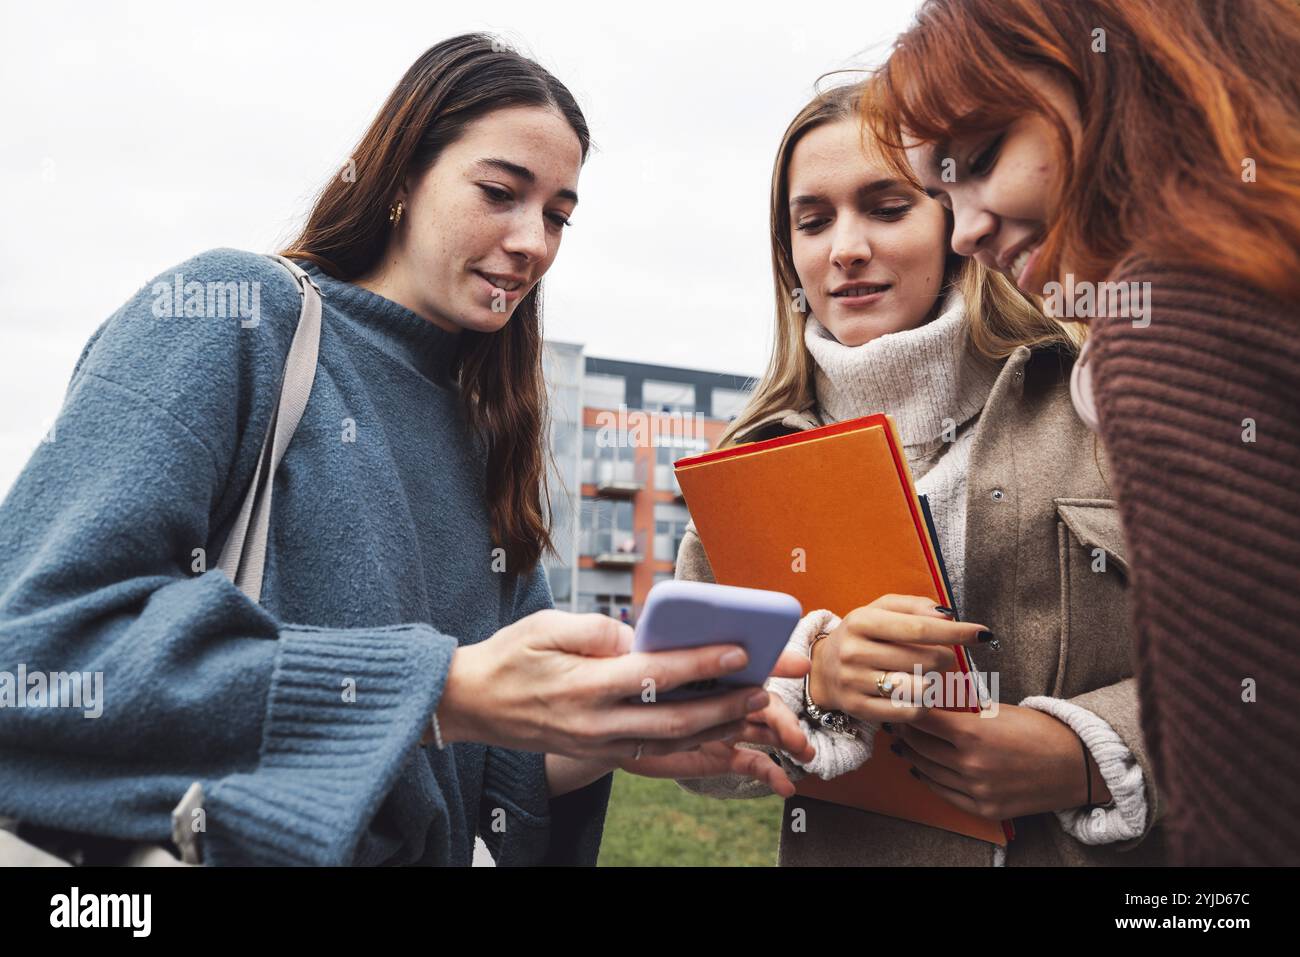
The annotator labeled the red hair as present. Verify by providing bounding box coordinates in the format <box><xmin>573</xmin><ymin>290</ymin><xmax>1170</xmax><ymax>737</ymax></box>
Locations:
<box><xmin>867</xmin><ymin>0</ymin><xmax>1300</xmax><ymax>303</ymax></box>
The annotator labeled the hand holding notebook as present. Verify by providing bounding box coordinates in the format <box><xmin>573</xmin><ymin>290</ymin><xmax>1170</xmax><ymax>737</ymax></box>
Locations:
<box><xmin>674</xmin><ymin>412</ymin><xmax>1014</xmax><ymax>844</ymax></box>
<box><xmin>805</xmin><ymin>593</ymin><xmax>993</xmax><ymax>724</ymax></box>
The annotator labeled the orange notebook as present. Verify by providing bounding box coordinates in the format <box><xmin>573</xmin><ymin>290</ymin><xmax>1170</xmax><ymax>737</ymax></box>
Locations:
<box><xmin>674</xmin><ymin>413</ymin><xmax>1013</xmax><ymax>846</ymax></box>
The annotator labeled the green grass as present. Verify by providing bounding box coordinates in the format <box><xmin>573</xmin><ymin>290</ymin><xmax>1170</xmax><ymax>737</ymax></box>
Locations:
<box><xmin>596</xmin><ymin>770</ymin><xmax>785</xmax><ymax>866</ymax></box>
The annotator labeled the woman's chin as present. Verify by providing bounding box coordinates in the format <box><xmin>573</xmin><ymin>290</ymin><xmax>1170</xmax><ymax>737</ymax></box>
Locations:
<box><xmin>826</xmin><ymin>313</ymin><xmax>917</xmax><ymax>347</ymax></box>
<box><xmin>458</xmin><ymin>305</ymin><xmax>515</xmax><ymax>334</ymax></box>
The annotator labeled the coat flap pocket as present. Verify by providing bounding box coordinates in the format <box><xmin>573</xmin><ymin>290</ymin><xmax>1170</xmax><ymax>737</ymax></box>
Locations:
<box><xmin>1054</xmin><ymin>498</ymin><xmax>1129</xmax><ymax>574</ymax></box>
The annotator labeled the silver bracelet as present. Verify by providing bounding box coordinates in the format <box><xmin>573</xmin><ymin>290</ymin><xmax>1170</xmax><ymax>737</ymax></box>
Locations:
<box><xmin>803</xmin><ymin>632</ymin><xmax>858</xmax><ymax>738</ymax></box>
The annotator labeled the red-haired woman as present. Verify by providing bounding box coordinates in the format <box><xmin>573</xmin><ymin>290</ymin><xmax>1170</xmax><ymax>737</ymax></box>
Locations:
<box><xmin>869</xmin><ymin>0</ymin><xmax>1300</xmax><ymax>864</ymax></box>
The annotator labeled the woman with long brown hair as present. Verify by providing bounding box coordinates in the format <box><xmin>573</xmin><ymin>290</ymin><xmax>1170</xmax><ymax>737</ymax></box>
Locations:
<box><xmin>867</xmin><ymin>0</ymin><xmax>1300</xmax><ymax>865</ymax></box>
<box><xmin>0</xmin><ymin>34</ymin><xmax>810</xmax><ymax>867</ymax></box>
<box><xmin>675</xmin><ymin>81</ymin><xmax>1167</xmax><ymax>866</ymax></box>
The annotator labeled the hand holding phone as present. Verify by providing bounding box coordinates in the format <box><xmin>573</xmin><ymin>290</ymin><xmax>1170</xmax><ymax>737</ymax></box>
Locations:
<box><xmin>631</xmin><ymin>580</ymin><xmax>802</xmax><ymax>701</ymax></box>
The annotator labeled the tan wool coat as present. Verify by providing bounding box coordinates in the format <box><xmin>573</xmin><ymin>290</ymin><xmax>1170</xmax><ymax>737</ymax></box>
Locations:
<box><xmin>675</xmin><ymin>344</ymin><xmax>1169</xmax><ymax>866</ymax></box>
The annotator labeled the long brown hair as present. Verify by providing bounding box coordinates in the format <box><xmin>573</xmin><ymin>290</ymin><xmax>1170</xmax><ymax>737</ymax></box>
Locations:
<box><xmin>719</xmin><ymin>81</ymin><xmax>1076</xmax><ymax>450</ymax></box>
<box><xmin>281</xmin><ymin>34</ymin><xmax>591</xmax><ymax>574</ymax></box>
<box><xmin>867</xmin><ymin>0</ymin><xmax>1300</xmax><ymax>304</ymax></box>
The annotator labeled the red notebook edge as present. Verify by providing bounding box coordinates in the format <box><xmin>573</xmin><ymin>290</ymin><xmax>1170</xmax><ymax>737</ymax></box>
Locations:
<box><xmin>673</xmin><ymin>412</ymin><xmax>893</xmax><ymax>469</ymax></box>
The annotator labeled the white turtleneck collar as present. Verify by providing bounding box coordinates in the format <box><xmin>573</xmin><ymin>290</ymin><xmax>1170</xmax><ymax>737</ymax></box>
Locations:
<box><xmin>803</xmin><ymin>288</ymin><xmax>1000</xmax><ymax>462</ymax></box>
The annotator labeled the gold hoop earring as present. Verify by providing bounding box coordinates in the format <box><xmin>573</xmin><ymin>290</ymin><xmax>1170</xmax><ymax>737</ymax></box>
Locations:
<box><xmin>389</xmin><ymin>201</ymin><xmax>404</xmax><ymax>227</ymax></box>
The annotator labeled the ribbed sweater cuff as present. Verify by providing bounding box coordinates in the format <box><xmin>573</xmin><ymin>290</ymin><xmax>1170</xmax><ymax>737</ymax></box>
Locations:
<box><xmin>1020</xmin><ymin>695</ymin><xmax>1148</xmax><ymax>845</ymax></box>
<box><xmin>201</xmin><ymin>623</ymin><xmax>456</xmax><ymax>866</ymax></box>
<box><xmin>770</xmin><ymin>610</ymin><xmax>875</xmax><ymax>780</ymax></box>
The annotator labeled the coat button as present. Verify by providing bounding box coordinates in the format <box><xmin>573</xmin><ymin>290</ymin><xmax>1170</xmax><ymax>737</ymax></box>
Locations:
<box><xmin>991</xmin><ymin>489</ymin><xmax>1005</xmax><ymax>501</ymax></box>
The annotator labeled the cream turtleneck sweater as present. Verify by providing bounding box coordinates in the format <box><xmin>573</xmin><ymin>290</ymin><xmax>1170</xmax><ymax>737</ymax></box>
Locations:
<box><xmin>804</xmin><ymin>289</ymin><xmax>997</xmax><ymax>615</ymax></box>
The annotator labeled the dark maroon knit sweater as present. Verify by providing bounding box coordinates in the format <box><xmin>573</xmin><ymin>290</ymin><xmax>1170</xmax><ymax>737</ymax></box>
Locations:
<box><xmin>1090</xmin><ymin>258</ymin><xmax>1300</xmax><ymax>865</ymax></box>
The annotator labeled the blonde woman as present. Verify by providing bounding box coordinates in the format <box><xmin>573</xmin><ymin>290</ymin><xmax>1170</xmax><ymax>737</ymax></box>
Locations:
<box><xmin>674</xmin><ymin>83</ymin><xmax>1166</xmax><ymax>866</ymax></box>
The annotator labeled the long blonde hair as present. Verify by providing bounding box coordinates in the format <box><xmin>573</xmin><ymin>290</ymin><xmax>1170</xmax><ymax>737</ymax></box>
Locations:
<box><xmin>718</xmin><ymin>80</ymin><xmax>1081</xmax><ymax>451</ymax></box>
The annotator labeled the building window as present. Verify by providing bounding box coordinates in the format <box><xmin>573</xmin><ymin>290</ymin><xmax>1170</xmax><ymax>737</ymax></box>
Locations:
<box><xmin>653</xmin><ymin>439</ymin><xmax>707</xmax><ymax>493</ymax></box>
<box><xmin>580</xmin><ymin>497</ymin><xmax>636</xmax><ymax>556</ymax></box>
<box><xmin>582</xmin><ymin>427</ymin><xmax>638</xmax><ymax>486</ymax></box>
<box><xmin>642</xmin><ymin>379</ymin><xmax>695</xmax><ymax>415</ymax></box>
<box><xmin>654</xmin><ymin>501</ymin><xmax>692</xmax><ymax>563</ymax></box>
<box><xmin>710</xmin><ymin>386</ymin><xmax>753</xmax><ymax>420</ymax></box>
<box><xmin>583</xmin><ymin>372</ymin><xmax>626</xmax><ymax>411</ymax></box>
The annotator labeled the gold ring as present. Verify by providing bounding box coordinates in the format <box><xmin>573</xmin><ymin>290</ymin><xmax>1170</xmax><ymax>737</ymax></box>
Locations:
<box><xmin>876</xmin><ymin>672</ymin><xmax>898</xmax><ymax>697</ymax></box>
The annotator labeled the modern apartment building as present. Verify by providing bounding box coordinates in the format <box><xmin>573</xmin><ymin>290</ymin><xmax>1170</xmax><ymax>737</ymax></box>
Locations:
<box><xmin>541</xmin><ymin>341</ymin><xmax>756</xmax><ymax>623</ymax></box>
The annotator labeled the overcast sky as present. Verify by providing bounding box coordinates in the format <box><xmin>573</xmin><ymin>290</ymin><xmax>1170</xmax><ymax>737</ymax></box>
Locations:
<box><xmin>0</xmin><ymin>0</ymin><xmax>923</xmax><ymax>495</ymax></box>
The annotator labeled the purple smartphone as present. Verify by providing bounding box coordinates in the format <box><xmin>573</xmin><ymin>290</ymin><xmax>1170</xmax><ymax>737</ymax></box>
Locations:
<box><xmin>631</xmin><ymin>580</ymin><xmax>803</xmax><ymax>701</ymax></box>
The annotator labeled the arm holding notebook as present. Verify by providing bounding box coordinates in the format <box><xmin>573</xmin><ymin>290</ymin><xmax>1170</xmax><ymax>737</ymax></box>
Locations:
<box><xmin>894</xmin><ymin>692</ymin><xmax>1153</xmax><ymax>847</ymax></box>
<box><xmin>805</xmin><ymin>609</ymin><xmax>1152</xmax><ymax>846</ymax></box>
<box><xmin>674</xmin><ymin>497</ymin><xmax>1152</xmax><ymax>853</ymax></box>
<box><xmin>804</xmin><ymin>596</ymin><xmax>992</xmax><ymax>726</ymax></box>
<box><xmin>756</xmin><ymin>595</ymin><xmax>1149</xmax><ymax>847</ymax></box>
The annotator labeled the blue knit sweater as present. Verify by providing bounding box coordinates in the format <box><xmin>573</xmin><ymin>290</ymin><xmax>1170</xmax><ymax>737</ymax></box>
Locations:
<box><xmin>0</xmin><ymin>247</ymin><xmax>612</xmax><ymax>866</ymax></box>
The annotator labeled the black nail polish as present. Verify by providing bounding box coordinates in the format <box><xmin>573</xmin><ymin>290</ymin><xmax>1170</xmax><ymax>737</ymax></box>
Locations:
<box><xmin>934</xmin><ymin>605</ymin><xmax>955</xmax><ymax>617</ymax></box>
<box><xmin>977</xmin><ymin>630</ymin><xmax>997</xmax><ymax>644</ymax></box>
<box><xmin>909</xmin><ymin>767</ymin><xmax>921</xmax><ymax>779</ymax></box>
<box><xmin>889</xmin><ymin>741</ymin><xmax>903</xmax><ymax>756</ymax></box>
<box><xmin>882</xmin><ymin>722</ymin><xmax>895</xmax><ymax>734</ymax></box>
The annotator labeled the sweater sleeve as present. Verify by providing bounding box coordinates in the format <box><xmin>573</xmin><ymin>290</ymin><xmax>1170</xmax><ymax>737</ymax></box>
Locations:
<box><xmin>763</xmin><ymin>609</ymin><xmax>876</xmax><ymax>780</ymax></box>
<box><xmin>477</xmin><ymin>564</ymin><xmax>613</xmax><ymax>866</ymax></box>
<box><xmin>0</xmin><ymin>249</ymin><xmax>457</xmax><ymax>866</ymax></box>
<box><xmin>1090</xmin><ymin>259</ymin><xmax>1300</xmax><ymax>864</ymax></box>
<box><xmin>1020</xmin><ymin>682</ymin><xmax>1153</xmax><ymax>847</ymax></box>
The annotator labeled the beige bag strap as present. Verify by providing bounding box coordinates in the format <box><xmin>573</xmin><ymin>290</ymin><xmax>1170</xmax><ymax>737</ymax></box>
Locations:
<box><xmin>215</xmin><ymin>254</ymin><xmax>322</xmax><ymax>603</ymax></box>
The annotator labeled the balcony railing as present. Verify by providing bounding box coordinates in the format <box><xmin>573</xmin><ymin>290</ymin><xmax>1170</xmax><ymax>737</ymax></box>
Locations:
<box><xmin>583</xmin><ymin>528</ymin><xmax>646</xmax><ymax>567</ymax></box>
<box><xmin>591</xmin><ymin>456</ymin><xmax>646</xmax><ymax>497</ymax></box>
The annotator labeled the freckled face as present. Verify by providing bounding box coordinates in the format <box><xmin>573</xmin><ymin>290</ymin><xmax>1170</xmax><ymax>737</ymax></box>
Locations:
<box><xmin>382</xmin><ymin>105</ymin><xmax>582</xmax><ymax>334</ymax></box>
<box><xmin>903</xmin><ymin>69</ymin><xmax>1082</xmax><ymax>296</ymax></box>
